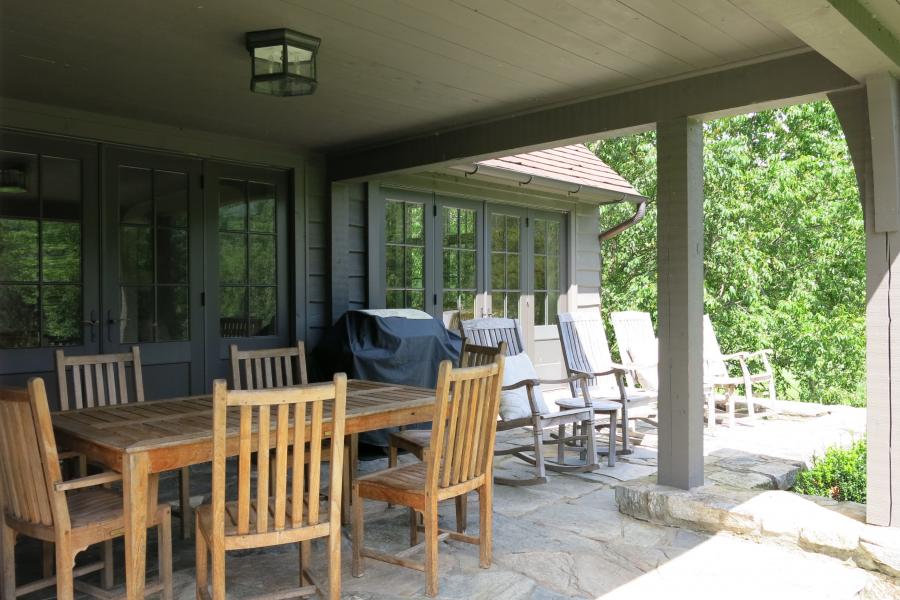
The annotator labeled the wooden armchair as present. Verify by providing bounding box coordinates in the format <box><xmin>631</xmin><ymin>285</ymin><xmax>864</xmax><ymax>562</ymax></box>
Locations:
<box><xmin>55</xmin><ymin>347</ymin><xmax>193</xmax><ymax>538</ymax></box>
<box><xmin>557</xmin><ymin>311</ymin><xmax>657</xmax><ymax>455</ymax></box>
<box><xmin>352</xmin><ymin>358</ymin><xmax>504</xmax><ymax>597</ymax></box>
<box><xmin>0</xmin><ymin>379</ymin><xmax>172</xmax><ymax>599</ymax></box>
<box><xmin>195</xmin><ymin>375</ymin><xmax>347</xmax><ymax>600</ymax></box>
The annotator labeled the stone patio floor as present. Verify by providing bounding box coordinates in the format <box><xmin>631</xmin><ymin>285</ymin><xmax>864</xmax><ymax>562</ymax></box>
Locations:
<box><xmin>14</xmin><ymin>399</ymin><xmax>900</xmax><ymax>599</ymax></box>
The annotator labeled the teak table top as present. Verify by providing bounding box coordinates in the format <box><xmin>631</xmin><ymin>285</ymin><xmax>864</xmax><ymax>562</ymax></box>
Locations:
<box><xmin>52</xmin><ymin>379</ymin><xmax>436</xmax><ymax>472</ymax></box>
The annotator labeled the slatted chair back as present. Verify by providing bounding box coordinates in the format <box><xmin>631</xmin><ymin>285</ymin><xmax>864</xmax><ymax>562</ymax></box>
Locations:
<box><xmin>703</xmin><ymin>315</ymin><xmax>729</xmax><ymax>378</ymax></box>
<box><xmin>460</xmin><ymin>317</ymin><xmax>523</xmax><ymax>356</ymax></box>
<box><xmin>55</xmin><ymin>347</ymin><xmax>143</xmax><ymax>411</ymax></box>
<box><xmin>0</xmin><ymin>379</ymin><xmax>67</xmax><ymax>531</ymax></box>
<box><xmin>230</xmin><ymin>342</ymin><xmax>309</xmax><ymax>390</ymax></box>
<box><xmin>459</xmin><ymin>340</ymin><xmax>507</xmax><ymax>368</ymax></box>
<box><xmin>611</xmin><ymin>311</ymin><xmax>659</xmax><ymax>390</ymax></box>
<box><xmin>426</xmin><ymin>357</ymin><xmax>505</xmax><ymax>493</ymax></box>
<box><xmin>557</xmin><ymin>311</ymin><xmax>619</xmax><ymax>394</ymax></box>
<box><xmin>210</xmin><ymin>374</ymin><xmax>347</xmax><ymax>544</ymax></box>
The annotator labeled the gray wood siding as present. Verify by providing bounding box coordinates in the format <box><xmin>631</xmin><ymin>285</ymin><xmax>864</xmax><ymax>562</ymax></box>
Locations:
<box><xmin>348</xmin><ymin>184</ymin><xmax>368</xmax><ymax>310</ymax></box>
<box><xmin>305</xmin><ymin>157</ymin><xmax>330</xmax><ymax>348</ymax></box>
<box><xmin>575</xmin><ymin>200</ymin><xmax>602</xmax><ymax>310</ymax></box>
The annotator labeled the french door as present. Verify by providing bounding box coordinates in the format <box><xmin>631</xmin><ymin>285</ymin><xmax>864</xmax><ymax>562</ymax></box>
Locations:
<box><xmin>204</xmin><ymin>162</ymin><xmax>290</xmax><ymax>385</ymax></box>
<box><xmin>102</xmin><ymin>147</ymin><xmax>205</xmax><ymax>399</ymax></box>
<box><xmin>0</xmin><ymin>132</ymin><xmax>100</xmax><ymax>404</ymax></box>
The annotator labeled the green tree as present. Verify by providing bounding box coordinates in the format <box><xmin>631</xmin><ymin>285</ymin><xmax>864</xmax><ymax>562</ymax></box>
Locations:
<box><xmin>589</xmin><ymin>101</ymin><xmax>865</xmax><ymax>406</ymax></box>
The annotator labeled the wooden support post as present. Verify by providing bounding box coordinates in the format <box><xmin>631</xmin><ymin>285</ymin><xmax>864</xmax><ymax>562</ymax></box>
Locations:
<box><xmin>656</xmin><ymin>117</ymin><xmax>705</xmax><ymax>490</ymax></box>
<box><xmin>866</xmin><ymin>74</ymin><xmax>900</xmax><ymax>526</ymax></box>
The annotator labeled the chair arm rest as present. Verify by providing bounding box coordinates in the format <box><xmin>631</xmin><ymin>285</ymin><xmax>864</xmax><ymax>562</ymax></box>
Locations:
<box><xmin>719</xmin><ymin>352</ymin><xmax>748</xmax><ymax>361</ymax></box>
<box><xmin>502</xmin><ymin>378</ymin><xmax>541</xmax><ymax>392</ymax></box>
<box><xmin>537</xmin><ymin>374</ymin><xmax>589</xmax><ymax>386</ymax></box>
<box><xmin>744</xmin><ymin>349</ymin><xmax>774</xmax><ymax>358</ymax></box>
<box><xmin>55</xmin><ymin>471</ymin><xmax>122</xmax><ymax>492</ymax></box>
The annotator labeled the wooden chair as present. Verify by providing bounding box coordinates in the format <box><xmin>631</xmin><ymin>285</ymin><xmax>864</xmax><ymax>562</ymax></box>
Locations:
<box><xmin>56</xmin><ymin>347</ymin><xmax>194</xmax><ymax>539</ymax></box>
<box><xmin>352</xmin><ymin>358</ymin><xmax>504</xmax><ymax>597</ymax></box>
<box><xmin>195</xmin><ymin>375</ymin><xmax>347</xmax><ymax>600</ymax></box>
<box><xmin>557</xmin><ymin>311</ymin><xmax>657</xmax><ymax>455</ymax></box>
<box><xmin>229</xmin><ymin>342</ymin><xmax>309</xmax><ymax>390</ymax></box>
<box><xmin>0</xmin><ymin>378</ymin><xmax>173</xmax><ymax>599</ymax></box>
<box><xmin>704</xmin><ymin>315</ymin><xmax>778</xmax><ymax>426</ymax></box>
<box><xmin>461</xmin><ymin>319</ymin><xmax>601</xmax><ymax>482</ymax></box>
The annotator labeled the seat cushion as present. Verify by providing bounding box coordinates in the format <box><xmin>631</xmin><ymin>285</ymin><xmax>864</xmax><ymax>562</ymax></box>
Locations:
<box><xmin>555</xmin><ymin>397</ymin><xmax>622</xmax><ymax>412</ymax></box>
<box><xmin>500</xmin><ymin>353</ymin><xmax>548</xmax><ymax>420</ymax></box>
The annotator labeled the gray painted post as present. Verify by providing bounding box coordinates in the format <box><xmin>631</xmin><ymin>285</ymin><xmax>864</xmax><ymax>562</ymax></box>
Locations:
<box><xmin>865</xmin><ymin>74</ymin><xmax>900</xmax><ymax>526</ymax></box>
<box><xmin>656</xmin><ymin>117</ymin><xmax>705</xmax><ymax>490</ymax></box>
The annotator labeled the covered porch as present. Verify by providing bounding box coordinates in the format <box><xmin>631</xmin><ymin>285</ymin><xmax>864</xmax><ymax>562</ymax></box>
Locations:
<box><xmin>3</xmin><ymin>0</ymin><xmax>900</xmax><ymax>598</ymax></box>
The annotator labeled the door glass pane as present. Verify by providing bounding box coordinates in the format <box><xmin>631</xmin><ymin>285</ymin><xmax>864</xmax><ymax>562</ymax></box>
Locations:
<box><xmin>0</xmin><ymin>151</ymin><xmax>39</xmax><ymax>218</ymax></box>
<box><xmin>120</xmin><ymin>286</ymin><xmax>154</xmax><ymax>343</ymax></box>
<box><xmin>157</xmin><ymin>286</ymin><xmax>189</xmax><ymax>342</ymax></box>
<box><xmin>118</xmin><ymin>165</ymin><xmax>190</xmax><ymax>343</ymax></box>
<box><xmin>42</xmin><ymin>221</ymin><xmax>81</xmax><ymax>283</ymax></box>
<box><xmin>42</xmin><ymin>285</ymin><xmax>81</xmax><ymax>346</ymax></box>
<box><xmin>441</xmin><ymin>206</ymin><xmax>477</xmax><ymax>320</ymax></box>
<box><xmin>41</xmin><ymin>156</ymin><xmax>81</xmax><ymax>220</ymax></box>
<box><xmin>489</xmin><ymin>213</ymin><xmax>521</xmax><ymax>319</ymax></box>
<box><xmin>218</xmin><ymin>177</ymin><xmax>278</xmax><ymax>337</ymax></box>
<box><xmin>0</xmin><ymin>284</ymin><xmax>39</xmax><ymax>347</ymax></box>
<box><xmin>0</xmin><ymin>218</ymin><xmax>38</xmax><ymax>281</ymax></box>
<box><xmin>385</xmin><ymin>199</ymin><xmax>426</xmax><ymax>309</ymax></box>
<box><xmin>0</xmin><ymin>152</ymin><xmax>83</xmax><ymax>348</ymax></box>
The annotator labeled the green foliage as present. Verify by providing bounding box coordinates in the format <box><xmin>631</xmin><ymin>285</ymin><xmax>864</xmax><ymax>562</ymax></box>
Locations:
<box><xmin>588</xmin><ymin>101</ymin><xmax>865</xmax><ymax>406</ymax></box>
<box><xmin>793</xmin><ymin>438</ymin><xmax>867</xmax><ymax>503</ymax></box>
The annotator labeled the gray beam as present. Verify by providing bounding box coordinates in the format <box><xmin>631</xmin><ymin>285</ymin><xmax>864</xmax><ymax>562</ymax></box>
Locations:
<box><xmin>328</xmin><ymin>51</ymin><xmax>857</xmax><ymax>182</ymax></box>
<box><xmin>656</xmin><ymin>117</ymin><xmax>705</xmax><ymax>490</ymax></box>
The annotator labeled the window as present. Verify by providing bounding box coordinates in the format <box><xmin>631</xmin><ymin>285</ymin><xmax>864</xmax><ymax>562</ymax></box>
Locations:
<box><xmin>118</xmin><ymin>166</ymin><xmax>190</xmax><ymax>343</ymax></box>
<box><xmin>218</xmin><ymin>179</ymin><xmax>277</xmax><ymax>337</ymax></box>
<box><xmin>0</xmin><ymin>151</ymin><xmax>82</xmax><ymax>348</ymax></box>
<box><xmin>385</xmin><ymin>199</ymin><xmax>426</xmax><ymax>310</ymax></box>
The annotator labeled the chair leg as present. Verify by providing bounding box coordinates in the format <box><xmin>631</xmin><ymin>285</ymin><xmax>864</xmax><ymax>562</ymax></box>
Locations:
<box><xmin>158</xmin><ymin>507</ymin><xmax>173</xmax><ymax>600</ymax></box>
<box><xmin>328</xmin><ymin>519</ymin><xmax>342</xmax><ymax>600</ymax></box>
<box><xmin>42</xmin><ymin>540</ymin><xmax>53</xmax><ymax>578</ymax></box>
<box><xmin>408</xmin><ymin>508</ymin><xmax>419</xmax><ymax>547</ymax></box>
<box><xmin>299</xmin><ymin>541</ymin><xmax>310</xmax><ymax>586</ymax></box>
<box><xmin>556</xmin><ymin>423</ymin><xmax>565</xmax><ymax>464</ymax></box>
<box><xmin>478</xmin><ymin>483</ymin><xmax>492</xmax><ymax>569</ymax></box>
<box><xmin>387</xmin><ymin>443</ymin><xmax>397</xmax><ymax>508</ymax></box>
<box><xmin>1</xmin><ymin>521</ymin><xmax>15</xmax><ymax>599</ymax></box>
<box><xmin>55</xmin><ymin>540</ymin><xmax>74</xmax><ymax>600</ymax></box>
<box><xmin>424</xmin><ymin>503</ymin><xmax>439</xmax><ymax>597</ymax></box>
<box><xmin>211</xmin><ymin>541</ymin><xmax>225</xmax><ymax>600</ymax></box>
<box><xmin>607</xmin><ymin>412</ymin><xmax>617</xmax><ymax>468</ymax></box>
<box><xmin>351</xmin><ymin>483</ymin><xmax>364</xmax><ymax>577</ymax></box>
<box><xmin>455</xmin><ymin>495</ymin><xmax>467</xmax><ymax>533</ymax></box>
<box><xmin>179</xmin><ymin>467</ymin><xmax>192</xmax><ymax>539</ymax></box>
<box><xmin>77</xmin><ymin>454</ymin><xmax>88</xmax><ymax>478</ymax></box>
<box><xmin>195</xmin><ymin>516</ymin><xmax>208</xmax><ymax>599</ymax></box>
<box><xmin>102</xmin><ymin>540</ymin><xmax>114</xmax><ymax>589</ymax></box>
<box><xmin>727</xmin><ymin>386</ymin><xmax>736</xmax><ymax>428</ymax></box>
<box><xmin>532</xmin><ymin>419</ymin><xmax>546</xmax><ymax>481</ymax></box>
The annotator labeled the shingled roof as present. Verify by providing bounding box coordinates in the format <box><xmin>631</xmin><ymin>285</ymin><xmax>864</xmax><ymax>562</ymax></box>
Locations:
<box><xmin>476</xmin><ymin>143</ymin><xmax>643</xmax><ymax>201</ymax></box>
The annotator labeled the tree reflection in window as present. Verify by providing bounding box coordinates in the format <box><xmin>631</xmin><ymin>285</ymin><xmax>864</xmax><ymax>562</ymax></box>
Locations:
<box><xmin>218</xmin><ymin>179</ymin><xmax>276</xmax><ymax>337</ymax></box>
<box><xmin>490</xmin><ymin>214</ymin><xmax>521</xmax><ymax>319</ymax></box>
<box><xmin>442</xmin><ymin>206</ymin><xmax>477</xmax><ymax>320</ymax></box>
<box><xmin>0</xmin><ymin>152</ymin><xmax>82</xmax><ymax>348</ymax></box>
<box><xmin>385</xmin><ymin>200</ymin><xmax>425</xmax><ymax>310</ymax></box>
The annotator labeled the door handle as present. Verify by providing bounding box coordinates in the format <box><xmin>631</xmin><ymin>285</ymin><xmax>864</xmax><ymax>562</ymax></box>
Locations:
<box><xmin>83</xmin><ymin>309</ymin><xmax>99</xmax><ymax>343</ymax></box>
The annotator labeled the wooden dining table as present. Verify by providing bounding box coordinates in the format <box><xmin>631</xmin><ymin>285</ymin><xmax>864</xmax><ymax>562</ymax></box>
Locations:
<box><xmin>52</xmin><ymin>379</ymin><xmax>437</xmax><ymax>600</ymax></box>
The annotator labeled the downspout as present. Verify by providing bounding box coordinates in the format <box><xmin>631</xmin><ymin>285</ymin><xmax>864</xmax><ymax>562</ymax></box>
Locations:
<box><xmin>599</xmin><ymin>199</ymin><xmax>647</xmax><ymax>241</ymax></box>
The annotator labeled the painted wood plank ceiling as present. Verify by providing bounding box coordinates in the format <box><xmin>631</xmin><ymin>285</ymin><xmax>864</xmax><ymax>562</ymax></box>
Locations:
<box><xmin>0</xmin><ymin>0</ymin><xmax>804</xmax><ymax>151</ymax></box>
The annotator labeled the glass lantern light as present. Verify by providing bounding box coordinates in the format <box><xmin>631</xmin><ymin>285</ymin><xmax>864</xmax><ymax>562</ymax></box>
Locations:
<box><xmin>245</xmin><ymin>28</ymin><xmax>321</xmax><ymax>97</ymax></box>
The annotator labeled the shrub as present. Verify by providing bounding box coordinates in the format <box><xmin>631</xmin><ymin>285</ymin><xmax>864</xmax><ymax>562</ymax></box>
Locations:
<box><xmin>793</xmin><ymin>438</ymin><xmax>866</xmax><ymax>503</ymax></box>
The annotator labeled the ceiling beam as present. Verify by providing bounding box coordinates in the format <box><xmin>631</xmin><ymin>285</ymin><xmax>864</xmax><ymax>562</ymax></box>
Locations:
<box><xmin>743</xmin><ymin>0</ymin><xmax>900</xmax><ymax>80</ymax></box>
<box><xmin>328</xmin><ymin>51</ymin><xmax>857</xmax><ymax>182</ymax></box>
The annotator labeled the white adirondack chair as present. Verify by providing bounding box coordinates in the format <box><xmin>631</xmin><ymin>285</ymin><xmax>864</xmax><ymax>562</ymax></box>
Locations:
<box><xmin>611</xmin><ymin>310</ymin><xmax>777</xmax><ymax>429</ymax></box>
